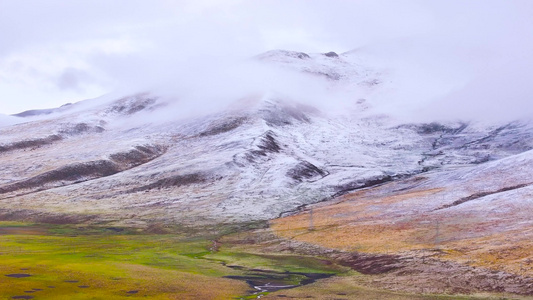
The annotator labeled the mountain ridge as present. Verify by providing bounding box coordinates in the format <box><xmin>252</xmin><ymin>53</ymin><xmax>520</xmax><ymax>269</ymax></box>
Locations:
<box><xmin>0</xmin><ymin>49</ymin><xmax>531</xmax><ymax>227</ymax></box>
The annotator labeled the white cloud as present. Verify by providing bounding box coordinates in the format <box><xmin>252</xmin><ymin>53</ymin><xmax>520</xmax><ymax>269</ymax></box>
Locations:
<box><xmin>0</xmin><ymin>0</ymin><xmax>532</xmax><ymax>121</ymax></box>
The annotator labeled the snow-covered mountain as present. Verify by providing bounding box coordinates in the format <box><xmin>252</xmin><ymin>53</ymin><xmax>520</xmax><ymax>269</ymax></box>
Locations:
<box><xmin>1</xmin><ymin>50</ymin><xmax>532</xmax><ymax>227</ymax></box>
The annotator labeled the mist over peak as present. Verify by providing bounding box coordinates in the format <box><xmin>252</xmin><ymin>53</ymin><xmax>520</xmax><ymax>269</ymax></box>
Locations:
<box><xmin>6</xmin><ymin>38</ymin><xmax>532</xmax><ymax>127</ymax></box>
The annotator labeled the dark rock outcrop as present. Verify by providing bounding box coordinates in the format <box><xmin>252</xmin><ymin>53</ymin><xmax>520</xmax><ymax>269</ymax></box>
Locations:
<box><xmin>128</xmin><ymin>172</ymin><xmax>208</xmax><ymax>193</ymax></box>
<box><xmin>286</xmin><ymin>161</ymin><xmax>328</xmax><ymax>182</ymax></box>
<box><xmin>199</xmin><ymin>117</ymin><xmax>248</xmax><ymax>137</ymax></box>
<box><xmin>0</xmin><ymin>135</ymin><xmax>62</xmax><ymax>153</ymax></box>
<box><xmin>323</xmin><ymin>51</ymin><xmax>338</xmax><ymax>58</ymax></box>
<box><xmin>0</xmin><ymin>145</ymin><xmax>165</xmax><ymax>196</ymax></box>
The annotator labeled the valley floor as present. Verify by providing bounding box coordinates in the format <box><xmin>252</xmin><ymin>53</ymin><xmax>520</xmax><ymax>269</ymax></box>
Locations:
<box><xmin>0</xmin><ymin>218</ymin><xmax>531</xmax><ymax>300</ymax></box>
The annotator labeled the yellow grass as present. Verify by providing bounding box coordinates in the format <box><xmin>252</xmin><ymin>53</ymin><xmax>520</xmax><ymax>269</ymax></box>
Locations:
<box><xmin>270</xmin><ymin>188</ymin><xmax>533</xmax><ymax>277</ymax></box>
<box><xmin>262</xmin><ymin>273</ymin><xmax>503</xmax><ymax>300</ymax></box>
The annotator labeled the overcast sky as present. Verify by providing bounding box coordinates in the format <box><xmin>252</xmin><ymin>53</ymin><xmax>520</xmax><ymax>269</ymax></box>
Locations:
<box><xmin>1</xmin><ymin>0</ymin><xmax>532</xmax><ymax>120</ymax></box>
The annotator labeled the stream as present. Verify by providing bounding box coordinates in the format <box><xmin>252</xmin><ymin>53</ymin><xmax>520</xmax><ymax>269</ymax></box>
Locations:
<box><xmin>223</xmin><ymin>265</ymin><xmax>333</xmax><ymax>298</ymax></box>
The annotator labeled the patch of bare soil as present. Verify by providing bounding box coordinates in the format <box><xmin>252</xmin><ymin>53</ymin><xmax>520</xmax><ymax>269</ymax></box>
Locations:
<box><xmin>0</xmin><ymin>227</ymin><xmax>47</xmax><ymax>235</ymax></box>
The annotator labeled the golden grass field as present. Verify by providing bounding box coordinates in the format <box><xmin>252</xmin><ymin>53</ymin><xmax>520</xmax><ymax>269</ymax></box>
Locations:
<box><xmin>270</xmin><ymin>188</ymin><xmax>533</xmax><ymax>278</ymax></box>
<box><xmin>260</xmin><ymin>274</ymin><xmax>510</xmax><ymax>300</ymax></box>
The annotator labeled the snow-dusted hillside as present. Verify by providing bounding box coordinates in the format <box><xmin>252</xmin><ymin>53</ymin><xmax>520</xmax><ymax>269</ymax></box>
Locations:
<box><xmin>0</xmin><ymin>50</ymin><xmax>532</xmax><ymax>227</ymax></box>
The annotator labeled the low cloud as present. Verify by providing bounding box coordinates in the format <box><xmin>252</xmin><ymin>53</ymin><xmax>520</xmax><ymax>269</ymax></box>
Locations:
<box><xmin>0</xmin><ymin>0</ymin><xmax>532</xmax><ymax>123</ymax></box>
<box><xmin>56</xmin><ymin>68</ymin><xmax>93</xmax><ymax>91</ymax></box>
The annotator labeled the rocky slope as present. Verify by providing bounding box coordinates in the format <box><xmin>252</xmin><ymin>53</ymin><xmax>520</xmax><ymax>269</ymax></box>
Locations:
<box><xmin>0</xmin><ymin>50</ymin><xmax>532</xmax><ymax>229</ymax></box>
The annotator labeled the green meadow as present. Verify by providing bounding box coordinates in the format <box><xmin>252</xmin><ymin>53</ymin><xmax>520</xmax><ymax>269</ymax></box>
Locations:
<box><xmin>0</xmin><ymin>221</ymin><xmax>519</xmax><ymax>300</ymax></box>
<box><xmin>0</xmin><ymin>221</ymin><xmax>344</xmax><ymax>300</ymax></box>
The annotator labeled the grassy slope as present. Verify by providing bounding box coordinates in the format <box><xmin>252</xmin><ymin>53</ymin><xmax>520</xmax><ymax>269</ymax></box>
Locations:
<box><xmin>270</xmin><ymin>188</ymin><xmax>533</xmax><ymax>277</ymax></box>
<box><xmin>261</xmin><ymin>275</ymin><xmax>500</xmax><ymax>300</ymax></box>
<box><xmin>0</xmin><ymin>223</ymin><xmax>248</xmax><ymax>300</ymax></box>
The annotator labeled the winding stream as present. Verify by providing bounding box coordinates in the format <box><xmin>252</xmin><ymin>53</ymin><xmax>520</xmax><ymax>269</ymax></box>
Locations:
<box><xmin>223</xmin><ymin>266</ymin><xmax>333</xmax><ymax>298</ymax></box>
